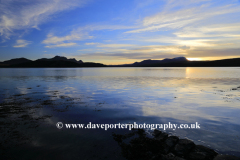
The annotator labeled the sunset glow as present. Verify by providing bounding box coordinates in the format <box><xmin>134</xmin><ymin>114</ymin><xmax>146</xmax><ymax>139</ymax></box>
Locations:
<box><xmin>187</xmin><ymin>58</ymin><xmax>202</xmax><ymax>61</ymax></box>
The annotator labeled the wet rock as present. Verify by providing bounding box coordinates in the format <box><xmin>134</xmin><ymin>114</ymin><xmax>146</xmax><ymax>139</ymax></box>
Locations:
<box><xmin>188</xmin><ymin>145</ymin><xmax>218</xmax><ymax>160</ymax></box>
<box><xmin>137</xmin><ymin>128</ymin><xmax>145</xmax><ymax>136</ymax></box>
<box><xmin>153</xmin><ymin>129</ymin><xmax>168</xmax><ymax>141</ymax></box>
<box><xmin>161</xmin><ymin>153</ymin><xmax>186</xmax><ymax>160</ymax></box>
<box><xmin>188</xmin><ymin>151</ymin><xmax>211</xmax><ymax>160</ymax></box>
<box><xmin>162</xmin><ymin>136</ymin><xmax>179</xmax><ymax>154</ymax></box>
<box><xmin>173</xmin><ymin>139</ymin><xmax>195</xmax><ymax>157</ymax></box>
<box><xmin>165</xmin><ymin>136</ymin><xmax>179</xmax><ymax>148</ymax></box>
<box><xmin>112</xmin><ymin>129</ymin><xmax>240</xmax><ymax>160</ymax></box>
<box><xmin>153</xmin><ymin>129</ymin><xmax>162</xmax><ymax>137</ymax></box>
<box><xmin>213</xmin><ymin>155</ymin><xmax>240</xmax><ymax>160</ymax></box>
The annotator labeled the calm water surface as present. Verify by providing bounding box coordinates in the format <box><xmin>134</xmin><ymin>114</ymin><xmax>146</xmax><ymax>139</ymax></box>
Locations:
<box><xmin>0</xmin><ymin>67</ymin><xmax>240</xmax><ymax>159</ymax></box>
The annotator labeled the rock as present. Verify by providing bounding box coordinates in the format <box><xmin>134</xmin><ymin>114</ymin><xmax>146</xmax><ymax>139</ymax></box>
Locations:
<box><xmin>214</xmin><ymin>155</ymin><xmax>240</xmax><ymax>160</ymax></box>
<box><xmin>162</xmin><ymin>136</ymin><xmax>179</xmax><ymax>154</ymax></box>
<box><xmin>188</xmin><ymin>145</ymin><xmax>218</xmax><ymax>160</ymax></box>
<box><xmin>153</xmin><ymin>130</ymin><xmax>168</xmax><ymax>141</ymax></box>
<box><xmin>161</xmin><ymin>153</ymin><xmax>186</xmax><ymax>160</ymax></box>
<box><xmin>153</xmin><ymin>129</ymin><xmax>162</xmax><ymax>137</ymax></box>
<box><xmin>156</xmin><ymin>132</ymin><xmax>168</xmax><ymax>141</ymax></box>
<box><xmin>188</xmin><ymin>152</ymin><xmax>209</xmax><ymax>160</ymax></box>
<box><xmin>173</xmin><ymin>139</ymin><xmax>195</xmax><ymax>157</ymax></box>
<box><xmin>165</xmin><ymin>136</ymin><xmax>179</xmax><ymax>148</ymax></box>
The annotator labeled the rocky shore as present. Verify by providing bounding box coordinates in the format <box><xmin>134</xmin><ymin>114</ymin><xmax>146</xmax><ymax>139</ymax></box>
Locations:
<box><xmin>113</xmin><ymin>129</ymin><xmax>240</xmax><ymax>160</ymax></box>
<box><xmin>1</xmin><ymin>87</ymin><xmax>240</xmax><ymax>160</ymax></box>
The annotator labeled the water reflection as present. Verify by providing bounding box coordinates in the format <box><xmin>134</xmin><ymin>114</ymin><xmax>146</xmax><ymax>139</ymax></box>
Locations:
<box><xmin>0</xmin><ymin>67</ymin><xmax>240</xmax><ymax>159</ymax></box>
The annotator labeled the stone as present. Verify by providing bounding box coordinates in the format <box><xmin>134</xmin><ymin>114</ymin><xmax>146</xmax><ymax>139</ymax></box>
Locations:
<box><xmin>153</xmin><ymin>129</ymin><xmax>169</xmax><ymax>141</ymax></box>
<box><xmin>153</xmin><ymin>129</ymin><xmax>162</xmax><ymax>137</ymax></box>
<box><xmin>161</xmin><ymin>153</ymin><xmax>186</xmax><ymax>160</ymax></box>
<box><xmin>165</xmin><ymin>136</ymin><xmax>179</xmax><ymax>148</ymax></box>
<box><xmin>188</xmin><ymin>145</ymin><xmax>218</xmax><ymax>160</ymax></box>
<box><xmin>155</xmin><ymin>132</ymin><xmax>169</xmax><ymax>141</ymax></box>
<box><xmin>214</xmin><ymin>155</ymin><xmax>240</xmax><ymax>160</ymax></box>
<box><xmin>173</xmin><ymin>139</ymin><xmax>195</xmax><ymax>157</ymax></box>
<box><xmin>162</xmin><ymin>136</ymin><xmax>179</xmax><ymax>154</ymax></box>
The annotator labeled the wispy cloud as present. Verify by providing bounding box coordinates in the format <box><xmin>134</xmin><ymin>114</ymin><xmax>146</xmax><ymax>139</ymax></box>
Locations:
<box><xmin>97</xmin><ymin>44</ymin><xmax>136</xmax><ymax>48</ymax></box>
<box><xmin>42</xmin><ymin>24</ymin><xmax>135</xmax><ymax>48</ymax></box>
<box><xmin>126</xmin><ymin>1</ymin><xmax>240</xmax><ymax>33</ymax></box>
<box><xmin>13</xmin><ymin>39</ymin><xmax>31</xmax><ymax>48</ymax></box>
<box><xmin>85</xmin><ymin>42</ymin><xmax>99</xmax><ymax>45</ymax></box>
<box><xmin>0</xmin><ymin>0</ymin><xmax>89</xmax><ymax>39</ymax></box>
<box><xmin>45</xmin><ymin>42</ymin><xmax>77</xmax><ymax>48</ymax></box>
<box><xmin>78</xmin><ymin>43</ymin><xmax>188</xmax><ymax>60</ymax></box>
<box><xmin>42</xmin><ymin>28</ymin><xmax>92</xmax><ymax>45</ymax></box>
<box><xmin>174</xmin><ymin>23</ymin><xmax>240</xmax><ymax>38</ymax></box>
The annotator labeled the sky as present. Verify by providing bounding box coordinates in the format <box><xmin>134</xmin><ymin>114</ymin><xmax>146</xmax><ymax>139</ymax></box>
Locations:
<box><xmin>0</xmin><ymin>0</ymin><xmax>240</xmax><ymax>65</ymax></box>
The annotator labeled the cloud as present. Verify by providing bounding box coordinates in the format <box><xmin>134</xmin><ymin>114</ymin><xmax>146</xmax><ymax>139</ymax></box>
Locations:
<box><xmin>45</xmin><ymin>42</ymin><xmax>77</xmax><ymax>48</ymax></box>
<box><xmin>0</xmin><ymin>0</ymin><xmax>89</xmax><ymax>39</ymax></box>
<box><xmin>77</xmin><ymin>43</ymin><xmax>188</xmax><ymax>60</ymax></box>
<box><xmin>186</xmin><ymin>48</ymin><xmax>240</xmax><ymax>58</ymax></box>
<box><xmin>85</xmin><ymin>42</ymin><xmax>99</xmax><ymax>45</ymax></box>
<box><xmin>126</xmin><ymin>1</ymin><xmax>240</xmax><ymax>33</ymax></box>
<box><xmin>42</xmin><ymin>29</ymin><xmax>92</xmax><ymax>45</ymax></box>
<box><xmin>13</xmin><ymin>39</ymin><xmax>31</xmax><ymax>48</ymax></box>
<box><xmin>179</xmin><ymin>45</ymin><xmax>190</xmax><ymax>50</ymax></box>
<box><xmin>174</xmin><ymin>23</ymin><xmax>240</xmax><ymax>38</ymax></box>
<box><xmin>79</xmin><ymin>51</ymin><xmax>184</xmax><ymax>60</ymax></box>
<box><xmin>42</xmin><ymin>27</ymin><xmax>93</xmax><ymax>47</ymax></box>
<box><xmin>97</xmin><ymin>44</ymin><xmax>136</xmax><ymax>48</ymax></box>
<box><xmin>42</xmin><ymin>24</ymin><xmax>135</xmax><ymax>47</ymax></box>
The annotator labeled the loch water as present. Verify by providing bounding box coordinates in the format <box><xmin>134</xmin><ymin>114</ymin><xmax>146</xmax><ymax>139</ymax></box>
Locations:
<box><xmin>0</xmin><ymin>67</ymin><xmax>240</xmax><ymax>159</ymax></box>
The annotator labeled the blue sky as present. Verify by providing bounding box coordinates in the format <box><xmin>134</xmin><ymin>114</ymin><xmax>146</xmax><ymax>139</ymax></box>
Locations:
<box><xmin>0</xmin><ymin>0</ymin><xmax>240</xmax><ymax>64</ymax></box>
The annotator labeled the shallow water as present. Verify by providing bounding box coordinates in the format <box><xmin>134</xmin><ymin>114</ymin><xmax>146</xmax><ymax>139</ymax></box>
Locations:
<box><xmin>0</xmin><ymin>67</ymin><xmax>240</xmax><ymax>159</ymax></box>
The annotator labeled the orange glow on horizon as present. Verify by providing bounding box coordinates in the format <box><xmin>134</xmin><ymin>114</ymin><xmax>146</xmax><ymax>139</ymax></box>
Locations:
<box><xmin>186</xmin><ymin>58</ymin><xmax>203</xmax><ymax>61</ymax></box>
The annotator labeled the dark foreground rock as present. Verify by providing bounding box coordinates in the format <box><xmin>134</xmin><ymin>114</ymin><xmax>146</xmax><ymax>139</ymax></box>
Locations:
<box><xmin>112</xmin><ymin>129</ymin><xmax>239</xmax><ymax>160</ymax></box>
<box><xmin>213</xmin><ymin>155</ymin><xmax>240</xmax><ymax>160</ymax></box>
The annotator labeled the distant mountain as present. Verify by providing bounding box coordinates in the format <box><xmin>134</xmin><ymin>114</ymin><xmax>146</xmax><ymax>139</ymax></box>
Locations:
<box><xmin>0</xmin><ymin>56</ymin><xmax>105</xmax><ymax>68</ymax></box>
<box><xmin>132</xmin><ymin>57</ymin><xmax>188</xmax><ymax>66</ymax></box>
<box><xmin>109</xmin><ymin>57</ymin><xmax>240</xmax><ymax>67</ymax></box>
<box><xmin>0</xmin><ymin>58</ymin><xmax>32</xmax><ymax>66</ymax></box>
<box><xmin>38</xmin><ymin>56</ymin><xmax>83</xmax><ymax>64</ymax></box>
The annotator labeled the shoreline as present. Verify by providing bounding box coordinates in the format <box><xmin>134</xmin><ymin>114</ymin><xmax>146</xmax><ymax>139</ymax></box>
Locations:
<box><xmin>113</xmin><ymin>129</ymin><xmax>240</xmax><ymax>160</ymax></box>
<box><xmin>1</xmin><ymin>85</ymin><xmax>240</xmax><ymax>159</ymax></box>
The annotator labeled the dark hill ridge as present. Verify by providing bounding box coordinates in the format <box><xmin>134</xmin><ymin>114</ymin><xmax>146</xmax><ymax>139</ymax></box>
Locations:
<box><xmin>132</xmin><ymin>57</ymin><xmax>188</xmax><ymax>66</ymax></box>
<box><xmin>0</xmin><ymin>58</ymin><xmax>32</xmax><ymax>65</ymax></box>
<box><xmin>38</xmin><ymin>56</ymin><xmax>83</xmax><ymax>64</ymax></box>
<box><xmin>110</xmin><ymin>57</ymin><xmax>240</xmax><ymax>67</ymax></box>
<box><xmin>11</xmin><ymin>60</ymin><xmax>105</xmax><ymax>68</ymax></box>
<box><xmin>0</xmin><ymin>56</ymin><xmax>105</xmax><ymax>68</ymax></box>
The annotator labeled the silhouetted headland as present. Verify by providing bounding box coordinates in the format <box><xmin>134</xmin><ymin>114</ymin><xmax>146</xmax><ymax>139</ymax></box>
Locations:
<box><xmin>110</xmin><ymin>57</ymin><xmax>240</xmax><ymax>67</ymax></box>
<box><xmin>0</xmin><ymin>56</ymin><xmax>106</xmax><ymax>68</ymax></box>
